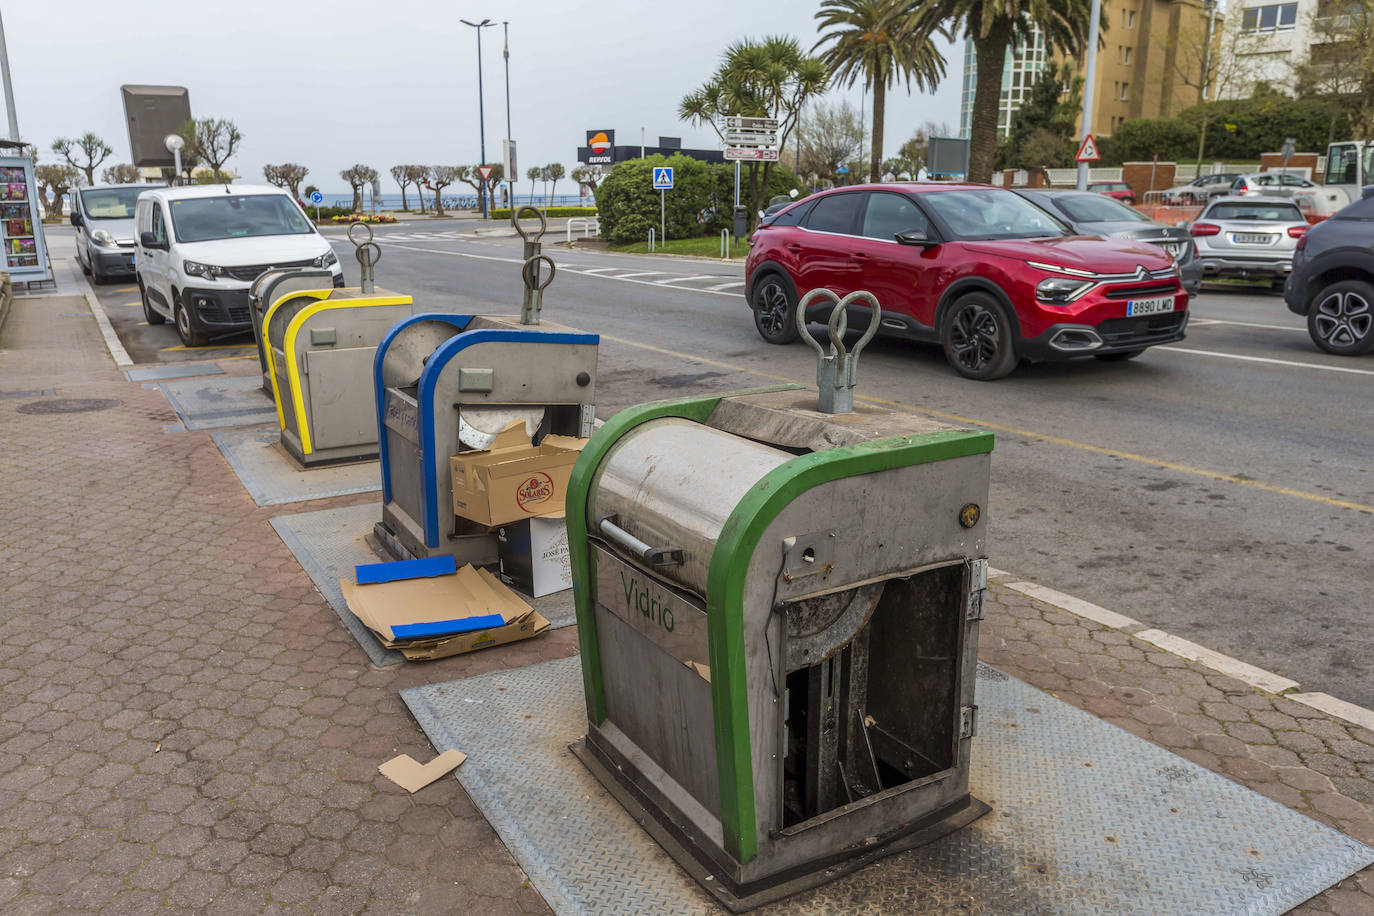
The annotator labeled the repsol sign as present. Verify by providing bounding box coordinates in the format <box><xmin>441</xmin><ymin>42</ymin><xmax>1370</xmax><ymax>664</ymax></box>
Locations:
<box><xmin>582</xmin><ymin>129</ymin><xmax>615</xmax><ymax>165</ymax></box>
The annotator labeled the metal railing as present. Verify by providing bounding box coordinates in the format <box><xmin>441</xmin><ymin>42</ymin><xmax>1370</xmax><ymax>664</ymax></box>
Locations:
<box><xmin>565</xmin><ymin>217</ymin><xmax>600</xmax><ymax>245</ymax></box>
<box><xmin>647</xmin><ymin>228</ymin><xmax>656</xmax><ymax>253</ymax></box>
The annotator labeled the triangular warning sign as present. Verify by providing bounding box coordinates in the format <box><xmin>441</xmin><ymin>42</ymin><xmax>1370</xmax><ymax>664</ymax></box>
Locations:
<box><xmin>477</xmin><ymin>165</ymin><xmax>494</xmax><ymax>181</ymax></box>
<box><xmin>1076</xmin><ymin>135</ymin><xmax>1100</xmax><ymax>163</ymax></box>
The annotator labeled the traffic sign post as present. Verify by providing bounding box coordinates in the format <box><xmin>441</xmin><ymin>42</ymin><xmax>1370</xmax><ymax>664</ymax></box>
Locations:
<box><xmin>652</xmin><ymin>167</ymin><xmax>673</xmax><ymax>243</ymax></box>
<box><xmin>724</xmin><ymin>147</ymin><xmax>781</xmax><ymax>161</ymax></box>
<box><xmin>310</xmin><ymin>189</ymin><xmax>323</xmax><ymax>222</ymax></box>
<box><xmin>1075</xmin><ymin>134</ymin><xmax>1100</xmax><ymax>163</ymax></box>
<box><xmin>478</xmin><ymin>164</ymin><xmax>495</xmax><ymax>214</ymax></box>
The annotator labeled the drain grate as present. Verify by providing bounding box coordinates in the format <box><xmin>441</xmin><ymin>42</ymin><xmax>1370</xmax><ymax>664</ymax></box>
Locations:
<box><xmin>0</xmin><ymin>389</ymin><xmax>54</xmax><ymax>399</ymax></box>
<box><xmin>17</xmin><ymin>398</ymin><xmax>122</xmax><ymax>414</ymax></box>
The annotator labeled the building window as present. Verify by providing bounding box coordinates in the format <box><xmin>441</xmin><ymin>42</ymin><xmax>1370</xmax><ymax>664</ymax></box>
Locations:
<box><xmin>1241</xmin><ymin>2</ymin><xmax>1298</xmax><ymax>31</ymax></box>
<box><xmin>1120</xmin><ymin>82</ymin><xmax>1130</xmax><ymax>100</ymax></box>
<box><xmin>1124</xmin><ymin>46</ymin><xmax>1132</xmax><ymax>64</ymax></box>
<box><xmin>1127</xmin><ymin>9</ymin><xmax>1136</xmax><ymax>27</ymax></box>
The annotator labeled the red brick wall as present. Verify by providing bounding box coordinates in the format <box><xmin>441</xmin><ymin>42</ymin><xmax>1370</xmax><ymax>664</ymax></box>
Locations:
<box><xmin>1121</xmin><ymin>161</ymin><xmax>1177</xmax><ymax>201</ymax></box>
<box><xmin>1259</xmin><ymin>152</ymin><xmax>1319</xmax><ymax>180</ymax></box>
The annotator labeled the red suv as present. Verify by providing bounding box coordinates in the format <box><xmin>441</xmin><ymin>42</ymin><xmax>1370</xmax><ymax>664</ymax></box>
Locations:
<box><xmin>745</xmin><ymin>184</ymin><xmax>1188</xmax><ymax>380</ymax></box>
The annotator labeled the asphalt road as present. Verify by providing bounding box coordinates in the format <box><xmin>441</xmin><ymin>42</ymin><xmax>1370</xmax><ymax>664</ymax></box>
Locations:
<box><xmin>90</xmin><ymin>221</ymin><xmax>1374</xmax><ymax>707</ymax></box>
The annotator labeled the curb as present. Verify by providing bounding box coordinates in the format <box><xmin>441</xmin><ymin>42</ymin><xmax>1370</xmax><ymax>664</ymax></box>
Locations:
<box><xmin>993</xmin><ymin>571</ymin><xmax>1374</xmax><ymax>732</ymax></box>
<box><xmin>68</xmin><ymin>258</ymin><xmax>133</xmax><ymax>368</ymax></box>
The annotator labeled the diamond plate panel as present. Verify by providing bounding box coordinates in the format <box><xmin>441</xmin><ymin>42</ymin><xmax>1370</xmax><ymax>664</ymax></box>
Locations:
<box><xmin>211</xmin><ymin>426</ymin><xmax>381</xmax><ymax>506</ymax></box>
<box><xmin>156</xmin><ymin>374</ymin><xmax>275</xmax><ymax>430</ymax></box>
<box><xmin>124</xmin><ymin>363</ymin><xmax>224</xmax><ymax>382</ymax></box>
<box><xmin>402</xmin><ymin>658</ymin><xmax>1374</xmax><ymax>916</ymax></box>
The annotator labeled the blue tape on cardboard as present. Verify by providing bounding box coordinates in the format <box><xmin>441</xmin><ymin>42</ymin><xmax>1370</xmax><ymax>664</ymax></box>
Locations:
<box><xmin>356</xmin><ymin>555</ymin><xmax>457</xmax><ymax>585</ymax></box>
<box><xmin>391</xmin><ymin>614</ymin><xmax>507</xmax><ymax>640</ymax></box>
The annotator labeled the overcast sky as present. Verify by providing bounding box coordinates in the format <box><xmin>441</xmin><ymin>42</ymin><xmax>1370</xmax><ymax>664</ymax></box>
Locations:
<box><xmin>4</xmin><ymin>0</ymin><xmax>964</xmax><ymax>193</ymax></box>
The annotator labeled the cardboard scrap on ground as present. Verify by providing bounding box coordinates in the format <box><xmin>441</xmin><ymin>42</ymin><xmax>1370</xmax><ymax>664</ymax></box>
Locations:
<box><xmin>339</xmin><ymin>562</ymin><xmax>549</xmax><ymax>661</ymax></box>
<box><xmin>379</xmin><ymin>749</ymin><xmax>466</xmax><ymax>792</ymax></box>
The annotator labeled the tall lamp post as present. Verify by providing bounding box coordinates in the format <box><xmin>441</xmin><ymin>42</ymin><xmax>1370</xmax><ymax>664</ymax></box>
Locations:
<box><xmin>503</xmin><ymin>21</ymin><xmax>512</xmax><ymax>217</ymax></box>
<box><xmin>460</xmin><ymin>18</ymin><xmax>495</xmax><ymax>219</ymax></box>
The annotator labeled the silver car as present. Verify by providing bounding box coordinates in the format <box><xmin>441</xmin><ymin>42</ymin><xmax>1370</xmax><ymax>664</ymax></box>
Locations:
<box><xmin>71</xmin><ymin>184</ymin><xmax>157</xmax><ymax>284</ymax></box>
<box><xmin>1189</xmin><ymin>196</ymin><xmax>1308</xmax><ymax>284</ymax></box>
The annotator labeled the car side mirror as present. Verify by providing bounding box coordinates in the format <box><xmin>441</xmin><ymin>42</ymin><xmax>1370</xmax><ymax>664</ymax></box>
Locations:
<box><xmin>139</xmin><ymin>231</ymin><xmax>164</xmax><ymax>250</ymax></box>
<box><xmin>896</xmin><ymin>228</ymin><xmax>935</xmax><ymax>246</ymax></box>
<box><xmin>69</xmin><ymin>211</ymin><xmax>82</xmax><ymax>227</ymax></box>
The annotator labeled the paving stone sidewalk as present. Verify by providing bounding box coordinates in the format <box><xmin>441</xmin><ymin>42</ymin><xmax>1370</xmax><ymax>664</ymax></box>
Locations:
<box><xmin>0</xmin><ymin>292</ymin><xmax>1369</xmax><ymax>913</ymax></box>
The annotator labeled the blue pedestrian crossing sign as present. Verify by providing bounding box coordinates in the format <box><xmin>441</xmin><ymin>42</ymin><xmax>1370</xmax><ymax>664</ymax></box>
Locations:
<box><xmin>652</xmin><ymin>167</ymin><xmax>674</xmax><ymax>190</ymax></box>
<box><xmin>309</xmin><ymin>191</ymin><xmax>324</xmax><ymax>204</ymax></box>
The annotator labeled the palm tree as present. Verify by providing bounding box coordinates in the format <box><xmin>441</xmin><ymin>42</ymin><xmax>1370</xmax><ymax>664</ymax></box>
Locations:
<box><xmin>907</xmin><ymin>0</ymin><xmax>1100</xmax><ymax>184</ymax></box>
<box><xmin>814</xmin><ymin>0</ymin><xmax>947</xmax><ymax>184</ymax></box>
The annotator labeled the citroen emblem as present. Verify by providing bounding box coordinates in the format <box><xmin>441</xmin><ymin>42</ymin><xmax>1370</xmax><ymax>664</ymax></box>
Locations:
<box><xmin>1135</xmin><ymin>265</ymin><xmax>1148</xmax><ymax>280</ymax></box>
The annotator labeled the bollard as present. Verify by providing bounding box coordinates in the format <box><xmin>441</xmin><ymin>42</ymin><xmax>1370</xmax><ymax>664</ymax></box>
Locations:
<box><xmin>720</xmin><ymin>229</ymin><xmax>731</xmax><ymax>259</ymax></box>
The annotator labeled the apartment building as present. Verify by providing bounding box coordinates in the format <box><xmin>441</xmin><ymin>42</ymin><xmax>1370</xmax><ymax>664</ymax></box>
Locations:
<box><xmin>1214</xmin><ymin>0</ymin><xmax>1318</xmax><ymax>99</ymax></box>
<box><xmin>959</xmin><ymin>0</ymin><xmax>1216</xmax><ymax>139</ymax></box>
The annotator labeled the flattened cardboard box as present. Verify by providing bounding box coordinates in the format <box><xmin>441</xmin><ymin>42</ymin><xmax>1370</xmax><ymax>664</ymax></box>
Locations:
<box><xmin>450</xmin><ymin>424</ymin><xmax>588</xmax><ymax>527</ymax></box>
<box><xmin>339</xmin><ymin>565</ymin><xmax>548</xmax><ymax>660</ymax></box>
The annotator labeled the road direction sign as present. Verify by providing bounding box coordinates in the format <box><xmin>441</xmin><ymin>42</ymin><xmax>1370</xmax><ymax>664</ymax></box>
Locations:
<box><xmin>652</xmin><ymin>167</ymin><xmax>674</xmax><ymax>190</ymax></box>
<box><xmin>725</xmin><ymin>147</ymin><xmax>780</xmax><ymax>161</ymax></box>
<box><xmin>725</xmin><ymin>116</ymin><xmax>779</xmax><ymax>131</ymax></box>
<box><xmin>725</xmin><ymin>130</ymin><xmax>778</xmax><ymax>146</ymax></box>
<box><xmin>477</xmin><ymin>164</ymin><xmax>494</xmax><ymax>182</ymax></box>
<box><xmin>309</xmin><ymin>191</ymin><xmax>323</xmax><ymax>205</ymax></box>
<box><xmin>1075</xmin><ymin>134</ymin><xmax>1100</xmax><ymax>163</ymax></box>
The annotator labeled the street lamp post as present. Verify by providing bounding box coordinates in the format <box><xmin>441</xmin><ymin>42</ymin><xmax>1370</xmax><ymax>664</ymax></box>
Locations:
<box><xmin>503</xmin><ymin>21</ymin><xmax>512</xmax><ymax>219</ymax></box>
<box><xmin>1076</xmin><ymin>0</ymin><xmax>1103</xmax><ymax>190</ymax></box>
<box><xmin>460</xmin><ymin>18</ymin><xmax>496</xmax><ymax>219</ymax></box>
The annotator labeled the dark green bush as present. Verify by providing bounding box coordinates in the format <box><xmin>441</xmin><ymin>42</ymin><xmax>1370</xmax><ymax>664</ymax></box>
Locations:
<box><xmin>491</xmin><ymin>206</ymin><xmax>597</xmax><ymax>219</ymax></box>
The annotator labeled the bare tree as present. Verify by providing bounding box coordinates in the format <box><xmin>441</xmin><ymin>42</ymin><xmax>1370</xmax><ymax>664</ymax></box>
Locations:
<box><xmin>181</xmin><ymin>118</ymin><xmax>242</xmax><ymax>183</ymax></box>
<box><xmin>891</xmin><ymin>120</ymin><xmax>955</xmax><ymax>178</ymax></box>
<box><xmin>526</xmin><ymin>166</ymin><xmax>544</xmax><ymax>205</ymax></box>
<box><xmin>51</xmin><ymin>132</ymin><xmax>113</xmax><ymax>184</ymax></box>
<box><xmin>484</xmin><ymin>163</ymin><xmax>505</xmax><ymax>212</ymax></box>
<box><xmin>263</xmin><ymin>164</ymin><xmax>287</xmax><ymax>189</ymax></box>
<box><xmin>265</xmin><ymin>163</ymin><xmax>308</xmax><ymax>199</ymax></box>
<box><xmin>426</xmin><ymin>166</ymin><xmax>460</xmax><ymax>215</ymax></box>
<box><xmin>1184</xmin><ymin>15</ymin><xmax>1271</xmax><ymax>163</ymax></box>
<box><xmin>1294</xmin><ymin>0</ymin><xmax>1374</xmax><ymax>140</ymax></box>
<box><xmin>389</xmin><ymin>165</ymin><xmax>411</xmax><ymax>211</ymax></box>
<box><xmin>570</xmin><ymin>164</ymin><xmax>607</xmax><ymax>196</ymax></box>
<box><xmin>34</xmin><ymin>164</ymin><xmax>81</xmax><ymax>219</ymax></box>
<box><xmin>340</xmin><ymin>164</ymin><xmax>379</xmax><ymax>213</ymax></box>
<box><xmin>457</xmin><ymin>165</ymin><xmax>485</xmax><ymax>207</ymax></box>
<box><xmin>792</xmin><ymin>99</ymin><xmax>868</xmax><ymax>186</ymax></box>
<box><xmin>545</xmin><ymin>162</ymin><xmax>565</xmax><ymax>204</ymax></box>
<box><xmin>100</xmin><ymin>163</ymin><xmax>141</xmax><ymax>184</ymax></box>
<box><xmin>402</xmin><ymin>164</ymin><xmax>428</xmax><ymax>214</ymax></box>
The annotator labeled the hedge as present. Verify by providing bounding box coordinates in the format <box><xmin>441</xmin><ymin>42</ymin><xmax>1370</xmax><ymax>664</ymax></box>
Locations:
<box><xmin>491</xmin><ymin>206</ymin><xmax>598</xmax><ymax>219</ymax></box>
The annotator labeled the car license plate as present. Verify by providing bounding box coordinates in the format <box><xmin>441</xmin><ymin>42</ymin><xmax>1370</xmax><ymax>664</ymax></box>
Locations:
<box><xmin>1159</xmin><ymin>242</ymin><xmax>1183</xmax><ymax>258</ymax></box>
<box><xmin>1232</xmin><ymin>233</ymin><xmax>1274</xmax><ymax>245</ymax></box>
<box><xmin>1128</xmin><ymin>296</ymin><xmax>1174</xmax><ymax>316</ymax></box>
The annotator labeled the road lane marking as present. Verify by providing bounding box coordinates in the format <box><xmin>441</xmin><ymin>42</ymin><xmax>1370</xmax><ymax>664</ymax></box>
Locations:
<box><xmin>1158</xmin><ymin>346</ymin><xmax>1374</xmax><ymax>376</ymax></box>
<box><xmin>1188</xmin><ymin>317</ymin><xmax>1305</xmax><ymax>332</ymax></box>
<box><xmin>655</xmin><ymin>275</ymin><xmax>717</xmax><ymax>284</ymax></box>
<box><xmin>598</xmin><ymin>333</ymin><xmax>1374</xmax><ymax>515</ymax></box>
<box><xmin>709</xmin><ymin>280</ymin><xmax>745</xmax><ymax>291</ymax></box>
<box><xmin>615</xmin><ymin>271</ymin><xmax>665</xmax><ymax>278</ymax></box>
<box><xmin>580</xmin><ymin>267</ymin><xmax>618</xmax><ymax>274</ymax></box>
<box><xmin>1003</xmin><ymin>581</ymin><xmax>1141</xmax><ymax>630</ymax></box>
<box><xmin>1134</xmin><ymin>629</ymin><xmax>1300</xmax><ymax>694</ymax></box>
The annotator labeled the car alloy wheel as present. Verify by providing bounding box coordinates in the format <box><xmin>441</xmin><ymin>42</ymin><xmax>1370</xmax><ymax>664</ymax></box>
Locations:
<box><xmin>752</xmin><ymin>274</ymin><xmax>799</xmax><ymax>344</ymax></box>
<box><xmin>941</xmin><ymin>295</ymin><xmax>1017</xmax><ymax>380</ymax></box>
<box><xmin>1308</xmin><ymin>281</ymin><xmax>1374</xmax><ymax>356</ymax></box>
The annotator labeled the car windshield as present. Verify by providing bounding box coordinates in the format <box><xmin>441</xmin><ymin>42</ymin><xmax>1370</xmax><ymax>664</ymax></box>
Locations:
<box><xmin>81</xmin><ymin>187</ymin><xmax>149</xmax><ymax>219</ymax></box>
<box><xmin>169</xmin><ymin>194</ymin><xmax>314</xmax><ymax>243</ymax></box>
<box><xmin>1206</xmin><ymin>201</ymin><xmax>1304</xmax><ymax>221</ymax></box>
<box><xmin>922</xmin><ymin>188</ymin><xmax>1067</xmax><ymax>240</ymax></box>
<box><xmin>1052</xmin><ymin>193</ymin><xmax>1149</xmax><ymax>224</ymax></box>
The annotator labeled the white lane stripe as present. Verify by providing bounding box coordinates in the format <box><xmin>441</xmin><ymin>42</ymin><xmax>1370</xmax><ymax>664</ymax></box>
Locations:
<box><xmin>1189</xmin><ymin>317</ymin><xmax>1306</xmax><ymax>332</ymax></box>
<box><xmin>655</xmin><ymin>275</ymin><xmax>718</xmax><ymax>285</ymax></box>
<box><xmin>1134</xmin><ymin>629</ymin><xmax>1300</xmax><ymax>694</ymax></box>
<box><xmin>1158</xmin><ymin>345</ymin><xmax>1374</xmax><ymax>376</ymax></box>
<box><xmin>615</xmin><ymin>271</ymin><xmax>665</xmax><ymax>278</ymax></box>
<box><xmin>1287</xmin><ymin>692</ymin><xmax>1374</xmax><ymax>731</ymax></box>
<box><xmin>1003</xmin><ymin>581</ymin><xmax>1141</xmax><ymax>630</ymax></box>
<box><xmin>580</xmin><ymin>267</ymin><xmax>618</xmax><ymax>274</ymax></box>
<box><xmin>709</xmin><ymin>280</ymin><xmax>746</xmax><ymax>291</ymax></box>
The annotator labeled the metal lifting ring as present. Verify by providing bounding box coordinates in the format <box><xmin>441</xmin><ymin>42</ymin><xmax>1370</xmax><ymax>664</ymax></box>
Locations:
<box><xmin>513</xmin><ymin>206</ymin><xmax>548</xmax><ymax>243</ymax></box>
<box><xmin>355</xmin><ymin>241</ymin><xmax>381</xmax><ymax>268</ymax></box>
<box><xmin>521</xmin><ymin>253</ymin><xmax>556</xmax><ymax>291</ymax></box>
<box><xmin>797</xmin><ymin>288</ymin><xmax>841</xmax><ymax>358</ymax></box>
<box><xmin>839</xmin><ymin>290</ymin><xmax>881</xmax><ymax>359</ymax></box>
<box><xmin>347</xmin><ymin>222</ymin><xmax>374</xmax><ymax>246</ymax></box>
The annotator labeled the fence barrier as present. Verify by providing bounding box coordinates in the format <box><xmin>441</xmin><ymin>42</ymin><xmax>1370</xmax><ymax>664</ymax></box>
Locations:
<box><xmin>565</xmin><ymin>217</ymin><xmax>600</xmax><ymax>245</ymax></box>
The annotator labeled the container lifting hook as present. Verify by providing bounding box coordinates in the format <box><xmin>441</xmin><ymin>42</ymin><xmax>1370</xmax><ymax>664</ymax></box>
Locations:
<box><xmin>796</xmin><ymin>288</ymin><xmax>881</xmax><ymax>414</ymax></box>
<box><xmin>514</xmin><ymin>206</ymin><xmax>549</xmax><ymax>320</ymax></box>
<box><xmin>348</xmin><ymin>222</ymin><xmax>381</xmax><ymax>294</ymax></box>
<box><xmin>521</xmin><ymin>254</ymin><xmax>556</xmax><ymax>325</ymax></box>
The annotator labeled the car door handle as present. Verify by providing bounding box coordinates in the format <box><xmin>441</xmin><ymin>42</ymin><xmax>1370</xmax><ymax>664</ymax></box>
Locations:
<box><xmin>786</xmin><ymin>243</ymin><xmax>803</xmax><ymax>251</ymax></box>
<box><xmin>850</xmin><ymin>252</ymin><xmax>870</xmax><ymax>261</ymax></box>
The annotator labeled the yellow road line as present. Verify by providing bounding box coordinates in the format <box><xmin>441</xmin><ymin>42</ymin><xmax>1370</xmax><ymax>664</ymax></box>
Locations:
<box><xmin>600</xmin><ymin>333</ymin><xmax>1374</xmax><ymax>515</ymax></box>
<box><xmin>120</xmin><ymin>301</ymin><xmax>142</xmax><ymax>308</ymax></box>
<box><xmin>111</xmin><ymin>286</ymin><xmax>138</xmax><ymax>293</ymax></box>
<box><xmin>159</xmin><ymin>343</ymin><xmax>255</xmax><ymax>352</ymax></box>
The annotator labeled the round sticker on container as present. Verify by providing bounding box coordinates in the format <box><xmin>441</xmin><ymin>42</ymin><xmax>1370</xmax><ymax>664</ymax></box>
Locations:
<box><xmin>516</xmin><ymin>473</ymin><xmax>555</xmax><ymax>512</ymax></box>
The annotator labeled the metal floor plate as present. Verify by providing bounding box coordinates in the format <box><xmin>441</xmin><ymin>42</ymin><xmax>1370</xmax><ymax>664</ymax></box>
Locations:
<box><xmin>211</xmin><ymin>426</ymin><xmax>381</xmax><ymax>506</ymax></box>
<box><xmin>156</xmin><ymin>375</ymin><xmax>276</xmax><ymax>430</ymax></box>
<box><xmin>124</xmin><ymin>363</ymin><xmax>225</xmax><ymax>382</ymax></box>
<box><xmin>402</xmin><ymin>658</ymin><xmax>1374</xmax><ymax>916</ymax></box>
<box><xmin>272</xmin><ymin>503</ymin><xmax>576</xmax><ymax>668</ymax></box>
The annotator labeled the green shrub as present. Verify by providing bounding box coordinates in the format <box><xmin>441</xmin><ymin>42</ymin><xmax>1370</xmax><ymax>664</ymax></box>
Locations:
<box><xmin>491</xmin><ymin>206</ymin><xmax>597</xmax><ymax>219</ymax></box>
<box><xmin>307</xmin><ymin>205</ymin><xmax>353</xmax><ymax>220</ymax></box>
<box><xmin>1100</xmin><ymin>118</ymin><xmax>1195</xmax><ymax>165</ymax></box>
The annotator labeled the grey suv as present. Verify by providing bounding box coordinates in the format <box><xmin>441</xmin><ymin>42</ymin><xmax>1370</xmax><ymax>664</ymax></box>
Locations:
<box><xmin>70</xmin><ymin>184</ymin><xmax>156</xmax><ymax>284</ymax></box>
<box><xmin>1284</xmin><ymin>191</ymin><xmax>1374</xmax><ymax>355</ymax></box>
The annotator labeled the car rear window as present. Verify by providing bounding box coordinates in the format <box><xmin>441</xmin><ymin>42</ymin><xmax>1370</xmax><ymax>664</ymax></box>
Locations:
<box><xmin>1204</xmin><ymin>201</ymin><xmax>1304</xmax><ymax>221</ymax></box>
<box><xmin>769</xmin><ymin>198</ymin><xmax>815</xmax><ymax>228</ymax></box>
<box><xmin>805</xmin><ymin>192</ymin><xmax>865</xmax><ymax>235</ymax></box>
<box><xmin>1053</xmin><ymin>193</ymin><xmax>1148</xmax><ymax>223</ymax></box>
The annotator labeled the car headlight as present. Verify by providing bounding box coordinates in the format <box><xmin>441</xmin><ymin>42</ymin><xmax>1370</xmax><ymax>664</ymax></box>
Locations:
<box><xmin>1035</xmin><ymin>276</ymin><xmax>1093</xmax><ymax>303</ymax></box>
<box><xmin>183</xmin><ymin>260</ymin><xmax>225</xmax><ymax>280</ymax></box>
<box><xmin>90</xmin><ymin>229</ymin><xmax>116</xmax><ymax>247</ymax></box>
<box><xmin>312</xmin><ymin>250</ymin><xmax>338</xmax><ymax>269</ymax></box>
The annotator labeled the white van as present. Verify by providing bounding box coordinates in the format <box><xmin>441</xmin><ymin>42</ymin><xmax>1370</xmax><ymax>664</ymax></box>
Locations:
<box><xmin>135</xmin><ymin>184</ymin><xmax>343</xmax><ymax>346</ymax></box>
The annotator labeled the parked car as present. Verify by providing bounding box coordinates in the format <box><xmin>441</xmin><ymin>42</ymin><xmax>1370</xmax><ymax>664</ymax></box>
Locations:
<box><xmin>1284</xmin><ymin>191</ymin><xmax>1374</xmax><ymax>355</ymax></box>
<box><xmin>135</xmin><ymin>184</ymin><xmax>343</xmax><ymax>347</ymax></box>
<box><xmin>1160</xmin><ymin>172</ymin><xmax>1242</xmax><ymax>205</ymax></box>
<box><xmin>1230</xmin><ymin>172</ymin><xmax>1318</xmax><ymax>197</ymax></box>
<box><xmin>1189</xmin><ymin>196</ymin><xmax>1308</xmax><ymax>285</ymax></box>
<box><xmin>70</xmin><ymin>184</ymin><xmax>157</xmax><ymax>284</ymax></box>
<box><xmin>745</xmin><ymin>184</ymin><xmax>1188</xmax><ymax>380</ymax></box>
<box><xmin>1088</xmin><ymin>181</ymin><xmax>1136</xmax><ymax>205</ymax></box>
<box><xmin>1015</xmin><ymin>188</ymin><xmax>1202</xmax><ymax>296</ymax></box>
